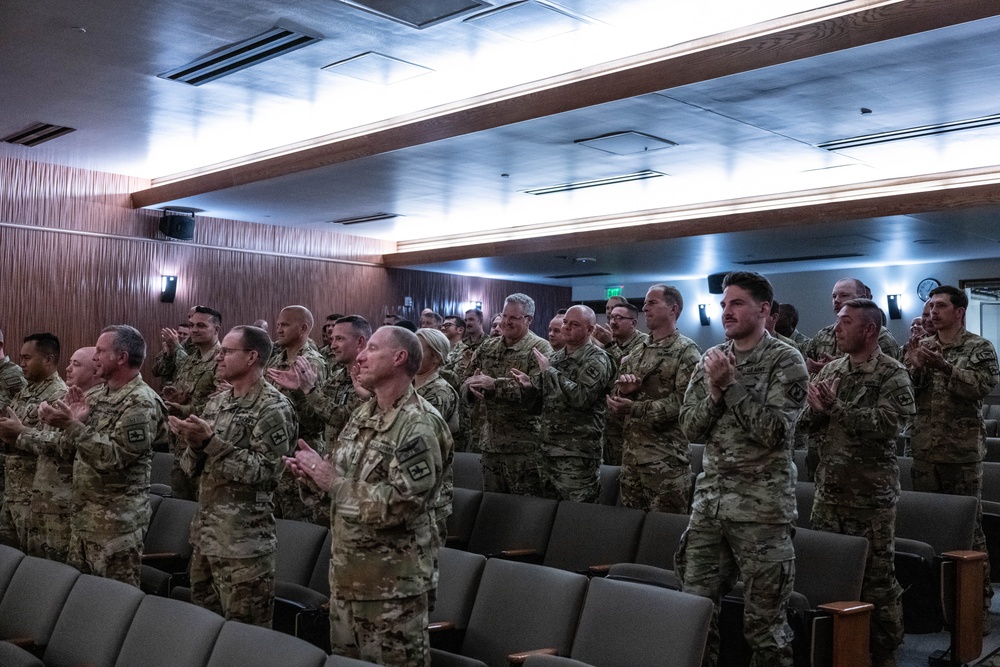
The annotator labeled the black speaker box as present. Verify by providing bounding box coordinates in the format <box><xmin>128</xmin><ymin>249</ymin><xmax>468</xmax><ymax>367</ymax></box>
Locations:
<box><xmin>159</xmin><ymin>214</ymin><xmax>195</xmax><ymax>241</ymax></box>
<box><xmin>707</xmin><ymin>272</ymin><xmax>727</xmax><ymax>294</ymax></box>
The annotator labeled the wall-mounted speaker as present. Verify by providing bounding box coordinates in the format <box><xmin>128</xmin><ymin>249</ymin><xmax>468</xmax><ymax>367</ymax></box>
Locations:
<box><xmin>707</xmin><ymin>272</ymin><xmax>727</xmax><ymax>295</ymax></box>
<box><xmin>159</xmin><ymin>214</ymin><xmax>195</xmax><ymax>241</ymax></box>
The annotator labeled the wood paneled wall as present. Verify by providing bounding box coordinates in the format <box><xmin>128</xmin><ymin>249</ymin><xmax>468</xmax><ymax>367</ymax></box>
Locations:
<box><xmin>0</xmin><ymin>155</ymin><xmax>570</xmax><ymax>385</ymax></box>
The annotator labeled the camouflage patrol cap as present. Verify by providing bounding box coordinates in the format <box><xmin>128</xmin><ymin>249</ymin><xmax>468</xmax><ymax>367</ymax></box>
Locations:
<box><xmin>415</xmin><ymin>327</ymin><xmax>451</xmax><ymax>365</ymax></box>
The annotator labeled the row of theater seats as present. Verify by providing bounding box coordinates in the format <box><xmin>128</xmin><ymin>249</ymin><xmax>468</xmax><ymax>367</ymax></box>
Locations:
<box><xmin>0</xmin><ymin>545</ymin><xmax>375</xmax><ymax>667</ymax></box>
<box><xmin>450</xmin><ymin>452</ymin><xmax>981</xmax><ymax>644</ymax></box>
<box><xmin>429</xmin><ymin>552</ymin><xmax>714</xmax><ymax>667</ymax></box>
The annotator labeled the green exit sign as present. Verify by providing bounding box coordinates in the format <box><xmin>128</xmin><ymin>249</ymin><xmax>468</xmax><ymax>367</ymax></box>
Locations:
<box><xmin>606</xmin><ymin>287</ymin><xmax>623</xmax><ymax>298</ymax></box>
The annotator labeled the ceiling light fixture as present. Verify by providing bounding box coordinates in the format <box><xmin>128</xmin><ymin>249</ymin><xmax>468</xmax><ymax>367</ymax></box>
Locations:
<box><xmin>158</xmin><ymin>27</ymin><xmax>321</xmax><ymax>86</ymax></box>
<box><xmin>524</xmin><ymin>170</ymin><xmax>666</xmax><ymax>195</ymax></box>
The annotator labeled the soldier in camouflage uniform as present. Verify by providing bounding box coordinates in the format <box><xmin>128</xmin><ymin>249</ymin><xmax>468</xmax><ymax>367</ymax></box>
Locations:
<box><xmin>317</xmin><ymin>314</ymin><xmax>344</xmax><ymax>365</ymax></box>
<box><xmin>0</xmin><ymin>328</ymin><xmax>28</xmax><ymax>505</ymax></box>
<box><xmin>800</xmin><ymin>299</ymin><xmax>913</xmax><ymax>667</ymax></box>
<box><xmin>171</xmin><ymin>325</ymin><xmax>296</xmax><ymax>626</ymax></box>
<box><xmin>152</xmin><ymin>319</ymin><xmax>195</xmax><ymax>382</ymax></box>
<box><xmin>18</xmin><ymin>347</ymin><xmax>101</xmax><ymax>562</ymax></box>
<box><xmin>513</xmin><ymin>305</ymin><xmax>614</xmax><ymax>503</ymax></box>
<box><xmin>269</xmin><ymin>316</ymin><xmax>370</xmax><ymax>525</ymax></box>
<box><xmin>286</xmin><ymin>326</ymin><xmax>448</xmax><ymax>667</ymax></box>
<box><xmin>266</xmin><ymin>305</ymin><xmax>328</xmax><ymax>521</ymax></box>
<box><xmin>599</xmin><ymin>302</ymin><xmax>648</xmax><ymax>466</ymax></box>
<box><xmin>445</xmin><ymin>309</ymin><xmax>488</xmax><ymax>452</ymax></box>
<box><xmin>0</xmin><ymin>334</ymin><xmax>67</xmax><ymax>552</ymax></box>
<box><xmin>609</xmin><ymin>285</ymin><xmax>701</xmax><ymax>513</ymax></box>
<box><xmin>162</xmin><ymin>306</ymin><xmax>222</xmax><ymax>500</ymax></box>
<box><xmin>804</xmin><ymin>278</ymin><xmax>900</xmax><ymax>374</ymax></box>
<box><xmin>677</xmin><ymin>272</ymin><xmax>808</xmax><ymax>667</ymax></box>
<box><xmin>462</xmin><ymin>293</ymin><xmax>553</xmax><ymax>497</ymax></box>
<box><xmin>906</xmin><ymin>285</ymin><xmax>999</xmax><ymax>626</ymax></box>
<box><xmin>775</xmin><ymin>303</ymin><xmax>810</xmax><ymax>352</ymax></box>
<box><xmin>39</xmin><ymin>325</ymin><xmax>167</xmax><ymax>587</ymax></box>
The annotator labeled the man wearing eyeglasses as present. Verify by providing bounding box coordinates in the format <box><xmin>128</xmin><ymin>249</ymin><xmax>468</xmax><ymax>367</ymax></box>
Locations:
<box><xmin>601</xmin><ymin>302</ymin><xmax>648</xmax><ymax>465</ymax></box>
<box><xmin>162</xmin><ymin>306</ymin><xmax>223</xmax><ymax>500</ymax></box>
<box><xmin>608</xmin><ymin>285</ymin><xmax>701</xmax><ymax>512</ymax></box>
<box><xmin>463</xmin><ymin>293</ymin><xmax>552</xmax><ymax>496</ymax></box>
<box><xmin>170</xmin><ymin>325</ymin><xmax>296</xmax><ymax>626</ymax></box>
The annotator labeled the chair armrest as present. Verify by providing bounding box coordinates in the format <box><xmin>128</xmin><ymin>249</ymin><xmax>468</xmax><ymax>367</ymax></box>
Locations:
<box><xmin>508</xmin><ymin>647</ymin><xmax>558</xmax><ymax>665</ymax></box>
<box><xmin>587</xmin><ymin>564</ymin><xmax>611</xmax><ymax>577</ymax></box>
<box><xmin>428</xmin><ymin>621</ymin><xmax>456</xmax><ymax>633</ymax></box>
<box><xmin>7</xmin><ymin>638</ymin><xmax>36</xmax><ymax>650</ymax></box>
<box><xmin>499</xmin><ymin>548</ymin><xmax>540</xmax><ymax>558</ymax></box>
<box><xmin>141</xmin><ymin>551</ymin><xmax>181</xmax><ymax>561</ymax></box>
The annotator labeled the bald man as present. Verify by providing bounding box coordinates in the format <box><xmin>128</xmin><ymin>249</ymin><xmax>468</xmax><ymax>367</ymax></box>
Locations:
<box><xmin>804</xmin><ymin>278</ymin><xmax>899</xmax><ymax>375</ymax></box>
<box><xmin>512</xmin><ymin>305</ymin><xmax>614</xmax><ymax>503</ymax></box>
<box><xmin>266</xmin><ymin>305</ymin><xmax>324</xmax><ymax>520</ymax></box>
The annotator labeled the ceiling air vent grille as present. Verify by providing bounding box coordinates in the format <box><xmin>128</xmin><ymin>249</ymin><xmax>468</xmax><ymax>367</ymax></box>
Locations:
<box><xmin>817</xmin><ymin>113</ymin><xmax>1000</xmax><ymax>150</ymax></box>
<box><xmin>158</xmin><ymin>27</ymin><xmax>321</xmax><ymax>86</ymax></box>
<box><xmin>1</xmin><ymin>122</ymin><xmax>76</xmax><ymax>147</ymax></box>
<box><xmin>329</xmin><ymin>212</ymin><xmax>400</xmax><ymax>225</ymax></box>
<box><xmin>524</xmin><ymin>170</ymin><xmax>666</xmax><ymax>195</ymax></box>
<box><xmin>735</xmin><ymin>253</ymin><xmax>863</xmax><ymax>266</ymax></box>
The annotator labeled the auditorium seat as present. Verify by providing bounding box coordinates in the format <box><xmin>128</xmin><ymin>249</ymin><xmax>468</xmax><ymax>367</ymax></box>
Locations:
<box><xmin>453</xmin><ymin>452</ymin><xmax>484</xmax><ymax>491</ymax></box>
<box><xmin>40</xmin><ymin>574</ymin><xmax>145</xmax><ymax>667</ymax></box>
<box><xmin>115</xmin><ymin>594</ymin><xmax>225</xmax><ymax>667</ymax></box>
<box><xmin>0</xmin><ymin>554</ymin><xmax>80</xmax><ymax>651</ymax></box>
<box><xmin>430</xmin><ymin>558</ymin><xmax>588</xmax><ymax>667</ymax></box>
<box><xmin>273</xmin><ymin>518</ymin><xmax>331</xmax><ymax>636</ymax></box>
<box><xmin>205</xmin><ymin>619</ymin><xmax>328</xmax><ymax>667</ymax></box>
<box><xmin>542</xmin><ymin>502</ymin><xmax>644</xmax><ymax>574</ymax></box>
<box><xmin>0</xmin><ymin>543</ymin><xmax>26</xmax><ymax>600</ymax></box>
<box><xmin>430</xmin><ymin>547</ymin><xmax>488</xmax><ymax>653</ymax></box>
<box><xmin>897</xmin><ymin>456</ymin><xmax>913</xmax><ymax>491</ymax></box>
<box><xmin>141</xmin><ymin>496</ymin><xmax>198</xmax><ymax>596</ymax></box>
<box><xmin>465</xmin><ymin>493</ymin><xmax>557</xmax><ymax>561</ymax></box>
<box><xmin>524</xmin><ymin>576</ymin><xmax>714</xmax><ymax>667</ymax></box>
<box><xmin>447</xmin><ymin>488</ymin><xmax>483</xmax><ymax>550</ymax></box>
<box><xmin>597</xmin><ymin>464</ymin><xmax>620</xmax><ymax>506</ymax></box>
<box><xmin>150</xmin><ymin>451</ymin><xmax>173</xmax><ymax>496</ymax></box>
<box><xmin>987</xmin><ymin>437</ymin><xmax>1000</xmax><ymax>463</ymax></box>
<box><xmin>689</xmin><ymin>444</ymin><xmax>705</xmax><ymax>476</ymax></box>
<box><xmin>793</xmin><ymin>449</ymin><xmax>809</xmax><ymax>482</ymax></box>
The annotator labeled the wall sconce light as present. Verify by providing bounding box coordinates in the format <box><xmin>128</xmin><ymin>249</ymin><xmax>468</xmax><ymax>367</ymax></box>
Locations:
<box><xmin>887</xmin><ymin>294</ymin><xmax>902</xmax><ymax>320</ymax></box>
<box><xmin>161</xmin><ymin>275</ymin><xmax>178</xmax><ymax>303</ymax></box>
<box><xmin>698</xmin><ymin>304</ymin><xmax>710</xmax><ymax>326</ymax></box>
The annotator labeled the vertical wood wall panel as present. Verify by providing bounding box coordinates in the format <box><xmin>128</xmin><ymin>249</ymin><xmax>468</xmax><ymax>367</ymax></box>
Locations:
<box><xmin>0</xmin><ymin>155</ymin><xmax>570</xmax><ymax>386</ymax></box>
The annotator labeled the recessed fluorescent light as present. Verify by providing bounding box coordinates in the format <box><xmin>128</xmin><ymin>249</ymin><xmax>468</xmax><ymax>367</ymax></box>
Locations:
<box><xmin>523</xmin><ymin>170</ymin><xmax>666</xmax><ymax>195</ymax></box>
<box><xmin>575</xmin><ymin>131</ymin><xmax>677</xmax><ymax>155</ymax></box>
<box><xmin>329</xmin><ymin>212</ymin><xmax>400</xmax><ymax>225</ymax></box>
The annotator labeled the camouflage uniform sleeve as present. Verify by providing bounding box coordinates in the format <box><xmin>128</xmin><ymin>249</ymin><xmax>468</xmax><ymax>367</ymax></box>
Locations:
<box><xmin>539</xmin><ymin>352</ymin><xmax>613</xmax><ymax>410</ymax></box>
<box><xmin>14</xmin><ymin>426</ymin><xmax>63</xmax><ymax>456</ymax></box>
<box><xmin>492</xmin><ymin>339</ymin><xmax>552</xmax><ymax>407</ymax></box>
<box><xmin>946</xmin><ymin>338</ymin><xmax>1000</xmax><ymax>401</ymax></box>
<box><xmin>187</xmin><ymin>362</ymin><xmax>219</xmax><ymax>416</ymax></box>
<box><xmin>152</xmin><ymin>346</ymin><xmax>187</xmax><ymax>379</ymax></box>
<box><xmin>679</xmin><ymin>356</ymin><xmax>726</xmax><ymax>443</ymax></box>
<box><xmin>878</xmin><ymin>328</ymin><xmax>901</xmax><ymax>359</ymax></box>
<box><xmin>330</xmin><ymin>417</ymin><xmax>444</xmax><ymax>529</ymax></box>
<box><xmin>203</xmin><ymin>398</ymin><xmax>297</xmax><ymax>486</ymax></box>
<box><xmin>831</xmin><ymin>365</ymin><xmax>915</xmax><ymax>439</ymax></box>
<box><xmin>64</xmin><ymin>399</ymin><xmax>164</xmax><ymax>472</ymax></box>
<box><xmin>722</xmin><ymin>347</ymin><xmax>807</xmax><ymax>449</ymax></box>
<box><xmin>799</xmin><ymin>362</ymin><xmax>836</xmax><ymax>433</ymax></box>
<box><xmin>0</xmin><ymin>367</ymin><xmax>27</xmax><ymax>410</ymax></box>
<box><xmin>629</xmin><ymin>342</ymin><xmax>701</xmax><ymax>425</ymax></box>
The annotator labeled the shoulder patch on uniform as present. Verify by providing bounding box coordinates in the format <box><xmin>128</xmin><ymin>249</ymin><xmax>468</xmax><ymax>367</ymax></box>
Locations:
<box><xmin>126</xmin><ymin>426</ymin><xmax>148</xmax><ymax>444</ymax></box>
<box><xmin>397</xmin><ymin>436</ymin><xmax>428</xmax><ymax>463</ymax></box>
<box><xmin>407</xmin><ymin>460</ymin><xmax>431</xmax><ymax>481</ymax></box>
<box><xmin>786</xmin><ymin>382</ymin><xmax>806</xmax><ymax>404</ymax></box>
<box><xmin>270</xmin><ymin>429</ymin><xmax>288</xmax><ymax>448</ymax></box>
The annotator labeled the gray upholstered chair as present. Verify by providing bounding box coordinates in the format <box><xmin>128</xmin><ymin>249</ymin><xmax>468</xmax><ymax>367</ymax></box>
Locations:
<box><xmin>0</xmin><ymin>554</ymin><xmax>80</xmax><ymax>651</ymax></box>
<box><xmin>541</xmin><ymin>501</ymin><xmax>644</xmax><ymax>575</ymax></box>
<box><xmin>115</xmin><ymin>594</ymin><xmax>225</xmax><ymax>667</ymax></box>
<box><xmin>466</xmin><ymin>493</ymin><xmax>558</xmax><ymax>561</ymax></box>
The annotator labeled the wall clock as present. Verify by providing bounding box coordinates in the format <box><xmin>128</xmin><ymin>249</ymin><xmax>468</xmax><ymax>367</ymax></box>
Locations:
<box><xmin>917</xmin><ymin>278</ymin><xmax>941</xmax><ymax>302</ymax></box>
